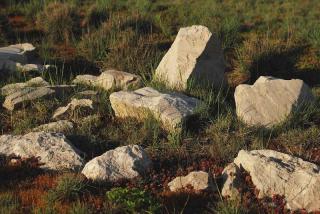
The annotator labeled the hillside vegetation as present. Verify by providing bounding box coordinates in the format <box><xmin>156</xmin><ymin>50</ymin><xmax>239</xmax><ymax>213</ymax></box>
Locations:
<box><xmin>0</xmin><ymin>0</ymin><xmax>319</xmax><ymax>213</ymax></box>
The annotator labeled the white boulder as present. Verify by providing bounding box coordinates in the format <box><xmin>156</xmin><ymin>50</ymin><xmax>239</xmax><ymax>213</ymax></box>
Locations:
<box><xmin>234</xmin><ymin>150</ymin><xmax>320</xmax><ymax>212</ymax></box>
<box><xmin>235</xmin><ymin>76</ymin><xmax>314</xmax><ymax>127</ymax></box>
<box><xmin>109</xmin><ymin>87</ymin><xmax>201</xmax><ymax>130</ymax></box>
<box><xmin>82</xmin><ymin>145</ymin><xmax>151</xmax><ymax>181</ymax></box>
<box><xmin>154</xmin><ymin>25</ymin><xmax>226</xmax><ymax>90</ymax></box>
<box><xmin>0</xmin><ymin>132</ymin><xmax>83</xmax><ymax>171</ymax></box>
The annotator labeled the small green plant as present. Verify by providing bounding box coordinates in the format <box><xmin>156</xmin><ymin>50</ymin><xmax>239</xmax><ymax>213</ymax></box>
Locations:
<box><xmin>46</xmin><ymin>174</ymin><xmax>87</xmax><ymax>204</ymax></box>
<box><xmin>106</xmin><ymin>187</ymin><xmax>161</xmax><ymax>213</ymax></box>
<box><xmin>0</xmin><ymin>193</ymin><xmax>19</xmax><ymax>214</ymax></box>
<box><xmin>215</xmin><ymin>199</ymin><xmax>247</xmax><ymax>214</ymax></box>
<box><xmin>69</xmin><ymin>201</ymin><xmax>92</xmax><ymax>214</ymax></box>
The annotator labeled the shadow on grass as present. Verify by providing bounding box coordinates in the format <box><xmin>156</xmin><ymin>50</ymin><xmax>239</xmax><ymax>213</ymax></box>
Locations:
<box><xmin>248</xmin><ymin>45</ymin><xmax>320</xmax><ymax>87</ymax></box>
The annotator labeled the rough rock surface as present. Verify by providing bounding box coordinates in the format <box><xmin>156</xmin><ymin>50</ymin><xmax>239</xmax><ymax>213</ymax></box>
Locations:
<box><xmin>3</xmin><ymin>87</ymin><xmax>55</xmax><ymax>111</ymax></box>
<box><xmin>235</xmin><ymin>76</ymin><xmax>314</xmax><ymax>127</ymax></box>
<box><xmin>221</xmin><ymin>163</ymin><xmax>241</xmax><ymax>198</ymax></box>
<box><xmin>52</xmin><ymin>98</ymin><xmax>93</xmax><ymax>119</ymax></box>
<box><xmin>154</xmin><ymin>25</ymin><xmax>226</xmax><ymax>90</ymax></box>
<box><xmin>72</xmin><ymin>69</ymin><xmax>142</xmax><ymax>91</ymax></box>
<box><xmin>234</xmin><ymin>150</ymin><xmax>320</xmax><ymax>212</ymax></box>
<box><xmin>33</xmin><ymin>120</ymin><xmax>74</xmax><ymax>133</ymax></box>
<box><xmin>0</xmin><ymin>132</ymin><xmax>83</xmax><ymax>171</ymax></box>
<box><xmin>1</xmin><ymin>77</ymin><xmax>49</xmax><ymax>96</ymax></box>
<box><xmin>168</xmin><ymin>171</ymin><xmax>211</xmax><ymax>192</ymax></box>
<box><xmin>82</xmin><ymin>145</ymin><xmax>151</xmax><ymax>181</ymax></box>
<box><xmin>110</xmin><ymin>87</ymin><xmax>201</xmax><ymax>130</ymax></box>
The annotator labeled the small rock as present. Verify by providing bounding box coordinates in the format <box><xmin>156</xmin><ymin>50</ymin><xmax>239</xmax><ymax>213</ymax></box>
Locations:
<box><xmin>52</xmin><ymin>98</ymin><xmax>94</xmax><ymax>119</ymax></box>
<box><xmin>1</xmin><ymin>77</ymin><xmax>49</xmax><ymax>96</ymax></box>
<box><xmin>168</xmin><ymin>171</ymin><xmax>212</xmax><ymax>192</ymax></box>
<box><xmin>234</xmin><ymin>150</ymin><xmax>320</xmax><ymax>212</ymax></box>
<box><xmin>235</xmin><ymin>76</ymin><xmax>314</xmax><ymax>127</ymax></box>
<box><xmin>72</xmin><ymin>69</ymin><xmax>142</xmax><ymax>91</ymax></box>
<box><xmin>33</xmin><ymin>120</ymin><xmax>74</xmax><ymax>133</ymax></box>
<box><xmin>154</xmin><ymin>25</ymin><xmax>226</xmax><ymax>90</ymax></box>
<box><xmin>3</xmin><ymin>87</ymin><xmax>55</xmax><ymax>111</ymax></box>
<box><xmin>16</xmin><ymin>63</ymin><xmax>51</xmax><ymax>73</ymax></box>
<box><xmin>82</xmin><ymin>145</ymin><xmax>152</xmax><ymax>181</ymax></box>
<box><xmin>221</xmin><ymin>163</ymin><xmax>241</xmax><ymax>198</ymax></box>
<box><xmin>0</xmin><ymin>132</ymin><xmax>84</xmax><ymax>171</ymax></box>
<box><xmin>110</xmin><ymin>87</ymin><xmax>201</xmax><ymax>131</ymax></box>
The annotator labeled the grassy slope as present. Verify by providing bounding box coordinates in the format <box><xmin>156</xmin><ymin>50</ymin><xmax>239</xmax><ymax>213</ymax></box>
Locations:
<box><xmin>0</xmin><ymin>0</ymin><xmax>319</xmax><ymax>213</ymax></box>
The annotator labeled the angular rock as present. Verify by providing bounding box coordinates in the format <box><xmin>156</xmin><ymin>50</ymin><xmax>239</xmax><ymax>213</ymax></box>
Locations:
<box><xmin>234</xmin><ymin>150</ymin><xmax>320</xmax><ymax>212</ymax></box>
<box><xmin>168</xmin><ymin>171</ymin><xmax>212</xmax><ymax>192</ymax></box>
<box><xmin>3</xmin><ymin>87</ymin><xmax>55</xmax><ymax>111</ymax></box>
<box><xmin>110</xmin><ymin>87</ymin><xmax>201</xmax><ymax>130</ymax></box>
<box><xmin>33</xmin><ymin>120</ymin><xmax>74</xmax><ymax>133</ymax></box>
<box><xmin>235</xmin><ymin>76</ymin><xmax>314</xmax><ymax>127</ymax></box>
<box><xmin>0</xmin><ymin>132</ymin><xmax>83</xmax><ymax>171</ymax></box>
<box><xmin>1</xmin><ymin>77</ymin><xmax>49</xmax><ymax>96</ymax></box>
<box><xmin>82</xmin><ymin>145</ymin><xmax>151</xmax><ymax>181</ymax></box>
<box><xmin>52</xmin><ymin>98</ymin><xmax>93</xmax><ymax>119</ymax></box>
<box><xmin>72</xmin><ymin>69</ymin><xmax>142</xmax><ymax>91</ymax></box>
<box><xmin>154</xmin><ymin>25</ymin><xmax>226</xmax><ymax>90</ymax></box>
<box><xmin>221</xmin><ymin>163</ymin><xmax>241</xmax><ymax>198</ymax></box>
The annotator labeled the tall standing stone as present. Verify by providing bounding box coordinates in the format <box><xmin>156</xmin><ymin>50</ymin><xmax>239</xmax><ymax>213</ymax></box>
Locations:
<box><xmin>154</xmin><ymin>25</ymin><xmax>226</xmax><ymax>90</ymax></box>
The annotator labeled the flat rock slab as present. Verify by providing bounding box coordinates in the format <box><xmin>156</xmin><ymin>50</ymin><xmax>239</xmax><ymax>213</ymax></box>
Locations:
<box><xmin>154</xmin><ymin>25</ymin><xmax>226</xmax><ymax>90</ymax></box>
<box><xmin>3</xmin><ymin>87</ymin><xmax>55</xmax><ymax>111</ymax></box>
<box><xmin>52</xmin><ymin>98</ymin><xmax>94</xmax><ymax>119</ymax></box>
<box><xmin>168</xmin><ymin>171</ymin><xmax>212</xmax><ymax>192</ymax></box>
<box><xmin>110</xmin><ymin>87</ymin><xmax>201</xmax><ymax>130</ymax></box>
<box><xmin>33</xmin><ymin>120</ymin><xmax>74</xmax><ymax>133</ymax></box>
<box><xmin>234</xmin><ymin>150</ymin><xmax>320</xmax><ymax>212</ymax></box>
<box><xmin>0</xmin><ymin>43</ymin><xmax>35</xmax><ymax>64</ymax></box>
<box><xmin>82</xmin><ymin>145</ymin><xmax>151</xmax><ymax>182</ymax></box>
<box><xmin>235</xmin><ymin>76</ymin><xmax>314</xmax><ymax>127</ymax></box>
<box><xmin>0</xmin><ymin>132</ymin><xmax>83</xmax><ymax>171</ymax></box>
<box><xmin>73</xmin><ymin>69</ymin><xmax>142</xmax><ymax>91</ymax></box>
<box><xmin>1</xmin><ymin>77</ymin><xmax>49</xmax><ymax>96</ymax></box>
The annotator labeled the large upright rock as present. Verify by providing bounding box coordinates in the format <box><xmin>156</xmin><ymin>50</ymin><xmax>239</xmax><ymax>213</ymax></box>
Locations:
<box><xmin>72</xmin><ymin>69</ymin><xmax>142</xmax><ymax>91</ymax></box>
<box><xmin>235</xmin><ymin>76</ymin><xmax>314</xmax><ymax>127</ymax></box>
<box><xmin>0</xmin><ymin>132</ymin><xmax>83</xmax><ymax>171</ymax></box>
<box><xmin>154</xmin><ymin>25</ymin><xmax>226</xmax><ymax>90</ymax></box>
<box><xmin>3</xmin><ymin>87</ymin><xmax>55</xmax><ymax>111</ymax></box>
<box><xmin>234</xmin><ymin>150</ymin><xmax>320</xmax><ymax>212</ymax></box>
<box><xmin>110</xmin><ymin>87</ymin><xmax>201</xmax><ymax>130</ymax></box>
<box><xmin>82</xmin><ymin>145</ymin><xmax>151</xmax><ymax>181</ymax></box>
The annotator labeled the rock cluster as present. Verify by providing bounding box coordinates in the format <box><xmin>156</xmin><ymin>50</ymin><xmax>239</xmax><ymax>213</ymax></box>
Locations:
<box><xmin>0</xmin><ymin>43</ymin><xmax>50</xmax><ymax>73</ymax></box>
